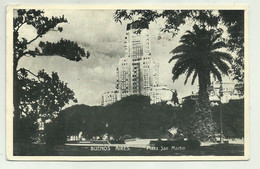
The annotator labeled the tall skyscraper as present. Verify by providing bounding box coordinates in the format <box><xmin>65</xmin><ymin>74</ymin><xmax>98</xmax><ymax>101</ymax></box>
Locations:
<box><xmin>116</xmin><ymin>21</ymin><xmax>159</xmax><ymax>100</ymax></box>
<box><xmin>101</xmin><ymin>21</ymin><xmax>173</xmax><ymax>106</ymax></box>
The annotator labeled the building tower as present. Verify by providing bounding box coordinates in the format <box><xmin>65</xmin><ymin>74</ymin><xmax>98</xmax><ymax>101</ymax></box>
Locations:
<box><xmin>116</xmin><ymin>21</ymin><xmax>159</xmax><ymax>100</ymax></box>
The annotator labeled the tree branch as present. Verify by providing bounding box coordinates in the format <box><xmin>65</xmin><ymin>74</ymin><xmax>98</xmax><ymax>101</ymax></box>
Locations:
<box><xmin>27</xmin><ymin>34</ymin><xmax>41</xmax><ymax>44</ymax></box>
<box><xmin>14</xmin><ymin>21</ymin><xmax>26</xmax><ymax>32</ymax></box>
<box><xmin>17</xmin><ymin>68</ymin><xmax>40</xmax><ymax>80</ymax></box>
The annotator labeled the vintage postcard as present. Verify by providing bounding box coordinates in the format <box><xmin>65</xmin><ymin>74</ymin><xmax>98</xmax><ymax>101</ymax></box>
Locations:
<box><xmin>6</xmin><ymin>4</ymin><xmax>249</xmax><ymax>161</ymax></box>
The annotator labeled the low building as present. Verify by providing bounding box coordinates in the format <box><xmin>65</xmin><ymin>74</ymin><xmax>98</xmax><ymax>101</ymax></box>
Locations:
<box><xmin>182</xmin><ymin>92</ymin><xmax>199</xmax><ymax>103</ymax></box>
<box><xmin>182</xmin><ymin>81</ymin><xmax>243</xmax><ymax>105</ymax></box>
<box><xmin>101</xmin><ymin>91</ymin><xmax>119</xmax><ymax>106</ymax></box>
<box><xmin>149</xmin><ymin>86</ymin><xmax>173</xmax><ymax>104</ymax></box>
<box><xmin>209</xmin><ymin>81</ymin><xmax>243</xmax><ymax>104</ymax></box>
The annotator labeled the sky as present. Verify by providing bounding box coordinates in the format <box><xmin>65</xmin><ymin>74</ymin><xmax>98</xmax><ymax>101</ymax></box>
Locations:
<box><xmin>17</xmin><ymin>9</ymin><xmax>233</xmax><ymax>106</ymax></box>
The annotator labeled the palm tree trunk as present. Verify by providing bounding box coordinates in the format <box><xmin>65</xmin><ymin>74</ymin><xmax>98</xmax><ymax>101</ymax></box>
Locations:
<box><xmin>198</xmin><ymin>72</ymin><xmax>210</xmax><ymax>105</ymax></box>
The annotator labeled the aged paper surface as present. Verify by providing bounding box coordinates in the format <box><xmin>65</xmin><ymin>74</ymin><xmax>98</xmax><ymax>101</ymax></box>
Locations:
<box><xmin>6</xmin><ymin>4</ymin><xmax>249</xmax><ymax>161</ymax></box>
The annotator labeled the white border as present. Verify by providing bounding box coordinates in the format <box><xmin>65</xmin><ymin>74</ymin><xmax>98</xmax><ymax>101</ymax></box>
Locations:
<box><xmin>5</xmin><ymin>4</ymin><xmax>250</xmax><ymax>162</ymax></box>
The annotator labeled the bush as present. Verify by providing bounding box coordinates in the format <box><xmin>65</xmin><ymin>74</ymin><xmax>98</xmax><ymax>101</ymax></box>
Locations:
<box><xmin>45</xmin><ymin>122</ymin><xmax>67</xmax><ymax>145</ymax></box>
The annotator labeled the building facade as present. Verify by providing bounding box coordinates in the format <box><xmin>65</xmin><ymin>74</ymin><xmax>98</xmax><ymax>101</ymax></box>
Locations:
<box><xmin>101</xmin><ymin>91</ymin><xmax>119</xmax><ymax>106</ymax></box>
<box><xmin>209</xmin><ymin>81</ymin><xmax>242</xmax><ymax>104</ymax></box>
<box><xmin>149</xmin><ymin>86</ymin><xmax>173</xmax><ymax>104</ymax></box>
<box><xmin>181</xmin><ymin>81</ymin><xmax>243</xmax><ymax>106</ymax></box>
<box><xmin>116</xmin><ymin>21</ymin><xmax>159</xmax><ymax>100</ymax></box>
<box><xmin>101</xmin><ymin>21</ymin><xmax>174</xmax><ymax>106</ymax></box>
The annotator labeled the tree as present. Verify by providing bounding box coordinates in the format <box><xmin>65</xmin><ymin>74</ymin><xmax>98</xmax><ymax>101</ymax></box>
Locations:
<box><xmin>219</xmin><ymin>10</ymin><xmax>244</xmax><ymax>94</ymax></box>
<box><xmin>13</xmin><ymin>9</ymin><xmax>89</xmax><ymax>111</ymax></box>
<box><xmin>46</xmin><ymin>95</ymin><xmax>180</xmax><ymax>143</ymax></box>
<box><xmin>169</xmin><ymin>24</ymin><xmax>233</xmax><ymax>103</ymax></box>
<box><xmin>14</xmin><ymin>69</ymin><xmax>78</xmax><ymax>143</ymax></box>
<box><xmin>168</xmin><ymin>25</ymin><xmax>233</xmax><ymax>141</ymax></box>
<box><xmin>212</xmin><ymin>99</ymin><xmax>244</xmax><ymax>139</ymax></box>
<box><xmin>114</xmin><ymin>10</ymin><xmax>219</xmax><ymax>35</ymax></box>
<box><xmin>13</xmin><ymin>9</ymin><xmax>90</xmax><ymax>143</ymax></box>
<box><xmin>17</xmin><ymin>69</ymin><xmax>77</xmax><ymax>120</ymax></box>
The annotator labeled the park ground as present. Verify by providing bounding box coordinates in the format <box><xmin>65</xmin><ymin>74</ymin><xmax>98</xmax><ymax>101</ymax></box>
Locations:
<box><xmin>14</xmin><ymin>139</ymin><xmax>244</xmax><ymax>156</ymax></box>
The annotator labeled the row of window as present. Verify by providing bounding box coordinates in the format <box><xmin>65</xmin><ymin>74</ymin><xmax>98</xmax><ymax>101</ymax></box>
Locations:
<box><xmin>104</xmin><ymin>95</ymin><xmax>116</xmax><ymax>98</ymax></box>
<box><xmin>143</xmin><ymin>65</ymin><xmax>150</xmax><ymax>68</ymax></box>
<box><xmin>143</xmin><ymin>57</ymin><xmax>150</xmax><ymax>60</ymax></box>
<box><xmin>132</xmin><ymin>58</ymin><xmax>141</xmax><ymax>62</ymax></box>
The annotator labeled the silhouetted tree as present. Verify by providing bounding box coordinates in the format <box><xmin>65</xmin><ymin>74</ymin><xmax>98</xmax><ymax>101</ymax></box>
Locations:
<box><xmin>212</xmin><ymin>99</ymin><xmax>244</xmax><ymax>139</ymax></box>
<box><xmin>219</xmin><ymin>10</ymin><xmax>244</xmax><ymax>94</ymax></box>
<box><xmin>47</xmin><ymin>96</ymin><xmax>244</xmax><ymax>143</ymax></box>
<box><xmin>14</xmin><ymin>69</ymin><xmax>77</xmax><ymax>143</ymax></box>
<box><xmin>48</xmin><ymin>96</ymin><xmax>180</xmax><ymax>142</ymax></box>
<box><xmin>168</xmin><ymin>25</ymin><xmax>233</xmax><ymax>140</ymax></box>
<box><xmin>13</xmin><ymin>9</ymin><xmax>90</xmax><ymax>143</ymax></box>
<box><xmin>169</xmin><ymin>25</ymin><xmax>233</xmax><ymax>104</ymax></box>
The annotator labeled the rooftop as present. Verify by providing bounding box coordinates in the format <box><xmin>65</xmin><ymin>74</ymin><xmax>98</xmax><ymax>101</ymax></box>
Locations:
<box><xmin>126</xmin><ymin>21</ymin><xmax>149</xmax><ymax>30</ymax></box>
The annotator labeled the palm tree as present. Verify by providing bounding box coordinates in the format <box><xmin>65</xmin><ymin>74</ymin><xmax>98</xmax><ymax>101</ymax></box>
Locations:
<box><xmin>169</xmin><ymin>24</ymin><xmax>233</xmax><ymax>104</ymax></box>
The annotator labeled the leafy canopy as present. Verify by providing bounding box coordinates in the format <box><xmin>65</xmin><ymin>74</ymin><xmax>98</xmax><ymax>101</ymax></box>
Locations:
<box><xmin>169</xmin><ymin>24</ymin><xmax>233</xmax><ymax>86</ymax></box>
<box><xmin>13</xmin><ymin>9</ymin><xmax>89</xmax><ymax>65</ymax></box>
<box><xmin>13</xmin><ymin>9</ymin><xmax>90</xmax><ymax>143</ymax></box>
<box><xmin>17</xmin><ymin>68</ymin><xmax>77</xmax><ymax>121</ymax></box>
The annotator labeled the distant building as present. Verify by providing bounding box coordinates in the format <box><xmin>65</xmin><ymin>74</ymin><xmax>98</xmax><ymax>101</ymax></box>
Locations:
<box><xmin>101</xmin><ymin>21</ymin><xmax>176</xmax><ymax>106</ymax></box>
<box><xmin>209</xmin><ymin>81</ymin><xmax>243</xmax><ymax>104</ymax></box>
<box><xmin>181</xmin><ymin>92</ymin><xmax>199</xmax><ymax>103</ymax></box>
<box><xmin>149</xmin><ymin>86</ymin><xmax>173</xmax><ymax>104</ymax></box>
<box><xmin>181</xmin><ymin>81</ymin><xmax>243</xmax><ymax>106</ymax></box>
<box><xmin>101</xmin><ymin>91</ymin><xmax>119</xmax><ymax>106</ymax></box>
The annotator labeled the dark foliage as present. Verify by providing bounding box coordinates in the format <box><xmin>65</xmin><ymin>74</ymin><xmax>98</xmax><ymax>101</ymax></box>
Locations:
<box><xmin>46</xmin><ymin>96</ymin><xmax>244</xmax><ymax>144</ymax></box>
<box><xmin>47</xmin><ymin>96</ymin><xmax>180</xmax><ymax>144</ymax></box>
<box><xmin>114</xmin><ymin>10</ymin><xmax>219</xmax><ymax>36</ymax></box>
<box><xmin>176</xmin><ymin>99</ymin><xmax>196</xmax><ymax>134</ymax></box>
<box><xmin>13</xmin><ymin>9</ymin><xmax>90</xmax><ymax>144</ymax></box>
<box><xmin>168</xmin><ymin>24</ymin><xmax>233</xmax><ymax>141</ymax></box>
<box><xmin>178</xmin><ymin>99</ymin><xmax>244</xmax><ymax>140</ymax></box>
<box><xmin>47</xmin><ymin>104</ymin><xmax>105</xmax><ymax>145</ymax></box>
<box><xmin>14</xmin><ymin>69</ymin><xmax>77</xmax><ymax>143</ymax></box>
<box><xmin>212</xmin><ymin>99</ymin><xmax>244</xmax><ymax>138</ymax></box>
<box><xmin>38</xmin><ymin>39</ymin><xmax>90</xmax><ymax>61</ymax></box>
<box><xmin>176</xmin><ymin>99</ymin><xmax>217</xmax><ymax>141</ymax></box>
<box><xmin>169</xmin><ymin>24</ymin><xmax>232</xmax><ymax>103</ymax></box>
<box><xmin>219</xmin><ymin>10</ymin><xmax>245</xmax><ymax>94</ymax></box>
<box><xmin>13</xmin><ymin>114</ymin><xmax>38</xmax><ymax>143</ymax></box>
<box><xmin>45</xmin><ymin>120</ymin><xmax>67</xmax><ymax>145</ymax></box>
<box><xmin>17</xmin><ymin>69</ymin><xmax>77</xmax><ymax>120</ymax></box>
<box><xmin>104</xmin><ymin>96</ymin><xmax>178</xmax><ymax>139</ymax></box>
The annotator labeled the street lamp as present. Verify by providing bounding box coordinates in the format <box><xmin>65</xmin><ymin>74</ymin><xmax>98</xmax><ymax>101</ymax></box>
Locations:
<box><xmin>106</xmin><ymin>122</ymin><xmax>110</xmax><ymax>142</ymax></box>
<box><xmin>219</xmin><ymin>82</ymin><xmax>224</xmax><ymax>144</ymax></box>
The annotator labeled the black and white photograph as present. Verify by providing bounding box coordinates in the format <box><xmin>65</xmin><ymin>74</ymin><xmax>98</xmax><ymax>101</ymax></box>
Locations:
<box><xmin>6</xmin><ymin>5</ymin><xmax>249</xmax><ymax>160</ymax></box>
